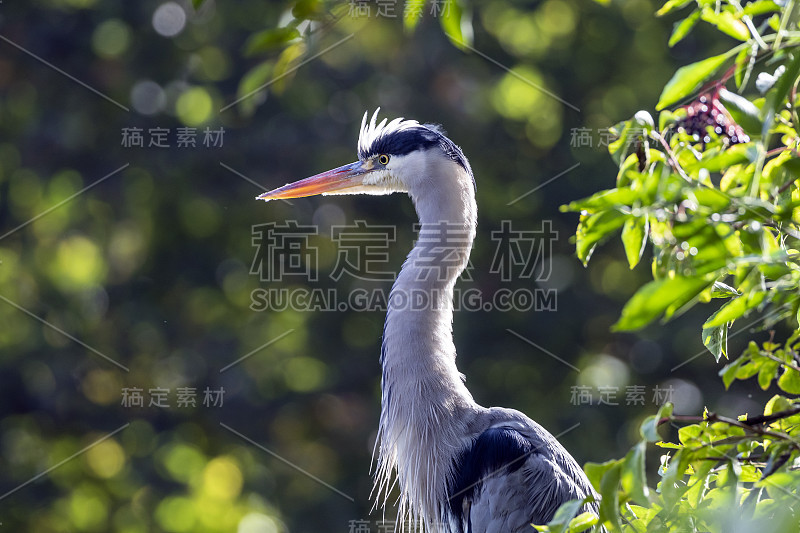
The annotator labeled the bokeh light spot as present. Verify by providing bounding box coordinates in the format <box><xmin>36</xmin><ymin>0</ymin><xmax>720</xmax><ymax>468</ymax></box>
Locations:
<box><xmin>68</xmin><ymin>485</ymin><xmax>108</xmax><ymax>531</ymax></box>
<box><xmin>161</xmin><ymin>442</ymin><xmax>206</xmax><ymax>483</ymax></box>
<box><xmin>131</xmin><ymin>80</ymin><xmax>166</xmax><ymax>115</ymax></box>
<box><xmin>92</xmin><ymin>19</ymin><xmax>131</xmax><ymax>58</ymax></box>
<box><xmin>155</xmin><ymin>496</ymin><xmax>195</xmax><ymax>532</ymax></box>
<box><xmin>85</xmin><ymin>438</ymin><xmax>125</xmax><ymax>478</ymax></box>
<box><xmin>283</xmin><ymin>356</ymin><xmax>326</xmax><ymax>392</ymax></box>
<box><xmin>81</xmin><ymin>369</ymin><xmax>121</xmax><ymax>405</ymax></box>
<box><xmin>152</xmin><ymin>2</ymin><xmax>186</xmax><ymax>37</ymax></box>
<box><xmin>51</xmin><ymin>235</ymin><xmax>107</xmax><ymax>290</ymax></box>
<box><xmin>175</xmin><ymin>87</ymin><xmax>213</xmax><ymax>126</ymax></box>
<box><xmin>202</xmin><ymin>456</ymin><xmax>243</xmax><ymax>501</ymax></box>
<box><xmin>579</xmin><ymin>354</ymin><xmax>630</xmax><ymax>389</ymax></box>
<box><xmin>237</xmin><ymin>513</ymin><xmax>282</xmax><ymax>533</ymax></box>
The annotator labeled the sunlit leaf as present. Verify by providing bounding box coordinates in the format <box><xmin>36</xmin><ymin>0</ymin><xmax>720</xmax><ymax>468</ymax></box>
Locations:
<box><xmin>244</xmin><ymin>27</ymin><xmax>301</xmax><ymax>56</ymax></box>
<box><xmin>404</xmin><ymin>0</ymin><xmax>426</xmax><ymax>32</ymax></box>
<box><xmin>700</xmin><ymin>8</ymin><xmax>750</xmax><ymax>41</ymax></box>
<box><xmin>540</xmin><ymin>498</ymin><xmax>587</xmax><ymax>533</ymax></box>
<box><xmin>719</xmin><ymin>355</ymin><xmax>746</xmax><ymax>388</ymax></box>
<box><xmin>758</xmin><ymin>357</ymin><xmax>780</xmax><ymax>390</ymax></box>
<box><xmin>702</xmin><ymin>322</ymin><xmax>729</xmax><ymax>362</ymax></box>
<box><xmin>703</xmin><ymin>291</ymin><xmax>767</xmax><ymax>327</ymax></box>
<box><xmin>777</xmin><ymin>366</ymin><xmax>800</xmax><ymax>394</ymax></box>
<box><xmin>613</xmin><ymin>276</ymin><xmax>713</xmax><ymax>331</ymax></box>
<box><xmin>743</xmin><ymin>0</ymin><xmax>781</xmax><ymax>16</ymax></box>
<box><xmin>683</xmin><ymin>142</ymin><xmax>753</xmax><ymax>174</ymax></box>
<box><xmin>567</xmin><ymin>511</ymin><xmax>598</xmax><ymax>532</ymax></box>
<box><xmin>439</xmin><ymin>0</ymin><xmax>473</xmax><ymax>49</ymax></box>
<box><xmin>657</xmin><ymin>0</ymin><xmax>693</xmax><ymax>17</ymax></box>
<box><xmin>669</xmin><ymin>10</ymin><xmax>701</xmax><ymax>47</ymax></box>
<box><xmin>575</xmin><ymin>210</ymin><xmax>627</xmax><ymax>265</ymax></box>
<box><xmin>657</xmin><ymin>52</ymin><xmax>735</xmax><ymax>110</ymax></box>
<box><xmin>563</xmin><ymin>187</ymin><xmax>639</xmax><ymax>212</ymax></box>
<box><xmin>622</xmin><ymin>215</ymin><xmax>648</xmax><ymax>269</ymax></box>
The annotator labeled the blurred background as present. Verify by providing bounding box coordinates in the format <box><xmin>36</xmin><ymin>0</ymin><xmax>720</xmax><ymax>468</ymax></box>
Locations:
<box><xmin>0</xmin><ymin>0</ymin><xmax>775</xmax><ymax>531</ymax></box>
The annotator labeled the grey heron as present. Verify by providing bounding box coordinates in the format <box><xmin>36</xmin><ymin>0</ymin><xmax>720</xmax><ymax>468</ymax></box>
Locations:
<box><xmin>258</xmin><ymin>110</ymin><xmax>599</xmax><ymax>532</ymax></box>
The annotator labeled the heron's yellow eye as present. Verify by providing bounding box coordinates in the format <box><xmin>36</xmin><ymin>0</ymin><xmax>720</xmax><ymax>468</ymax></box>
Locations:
<box><xmin>378</xmin><ymin>154</ymin><xmax>390</xmax><ymax>166</ymax></box>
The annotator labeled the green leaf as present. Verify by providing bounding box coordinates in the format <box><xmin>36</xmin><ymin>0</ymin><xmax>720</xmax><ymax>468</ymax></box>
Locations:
<box><xmin>689</xmin><ymin>187</ymin><xmax>732</xmax><ymax>211</ymax></box>
<box><xmin>763</xmin><ymin>52</ymin><xmax>800</xmax><ymax>140</ymax></box>
<box><xmin>764</xmin><ymin>394</ymin><xmax>794</xmax><ymax>416</ymax></box>
<box><xmin>621</xmin><ymin>441</ymin><xmax>650</xmax><ymax>505</ymax></box>
<box><xmin>702</xmin><ymin>322</ymin><xmax>729</xmax><ymax>362</ymax></box>
<box><xmin>711</xmin><ymin>281</ymin><xmax>740</xmax><ymax>298</ymax></box>
<box><xmin>585</xmin><ymin>459</ymin><xmax>620</xmax><ymax>492</ymax></box>
<box><xmin>563</xmin><ymin>188</ymin><xmax>639</xmax><ymax>212</ymax></box>
<box><xmin>777</xmin><ymin>366</ymin><xmax>800</xmax><ymax>394</ymax></box>
<box><xmin>703</xmin><ymin>291</ymin><xmax>767</xmax><ymax>328</ymax></box>
<box><xmin>660</xmin><ymin>452</ymin><xmax>691</xmax><ymax>507</ymax></box>
<box><xmin>236</xmin><ymin>61</ymin><xmax>273</xmax><ymax>116</ymax></box>
<box><xmin>541</xmin><ymin>498</ymin><xmax>588</xmax><ymax>533</ymax></box>
<box><xmin>567</xmin><ymin>512</ymin><xmax>598</xmax><ymax>533</ymax></box>
<box><xmin>758</xmin><ymin>357</ymin><xmax>780</xmax><ymax>390</ymax></box>
<box><xmin>575</xmin><ymin>210</ymin><xmax>627</xmax><ymax>266</ymax></box>
<box><xmin>613</xmin><ymin>276</ymin><xmax>713</xmax><ymax>331</ymax></box>
<box><xmin>270</xmin><ymin>41</ymin><xmax>307</xmax><ymax>94</ymax></box>
<box><xmin>657</xmin><ymin>0</ymin><xmax>693</xmax><ymax>16</ymax></box>
<box><xmin>734</xmin><ymin>45</ymin><xmax>753</xmax><ymax>89</ymax></box>
<box><xmin>192</xmin><ymin>0</ymin><xmax>205</xmax><ymax>8</ymax></box>
<box><xmin>718</xmin><ymin>88</ymin><xmax>764</xmax><ymax>135</ymax></box>
<box><xmin>684</xmin><ymin>142</ymin><xmax>753</xmax><ymax>173</ymax></box>
<box><xmin>598</xmin><ymin>463</ymin><xmax>623</xmax><ymax>531</ymax></box>
<box><xmin>657</xmin><ymin>52</ymin><xmax>735</xmax><ymax>110</ymax></box>
<box><xmin>439</xmin><ymin>0</ymin><xmax>472</xmax><ymax>49</ymax></box>
<box><xmin>622</xmin><ymin>216</ymin><xmax>648</xmax><ymax>269</ymax></box>
<box><xmin>292</xmin><ymin>0</ymin><xmax>326</xmax><ymax>20</ymax></box>
<box><xmin>768</xmin><ymin>52</ymin><xmax>800</xmax><ymax>117</ymax></box>
<box><xmin>403</xmin><ymin>0</ymin><xmax>426</xmax><ymax>32</ymax></box>
<box><xmin>243</xmin><ymin>27</ymin><xmax>301</xmax><ymax>56</ymax></box>
<box><xmin>669</xmin><ymin>10</ymin><xmax>701</xmax><ymax>47</ymax></box>
<box><xmin>742</xmin><ymin>0</ymin><xmax>781</xmax><ymax>16</ymax></box>
<box><xmin>678</xmin><ymin>424</ymin><xmax>703</xmax><ymax>445</ymax></box>
<box><xmin>719</xmin><ymin>356</ymin><xmax>746</xmax><ymax>388</ymax></box>
<box><xmin>641</xmin><ymin>403</ymin><xmax>673</xmax><ymax>442</ymax></box>
<box><xmin>700</xmin><ymin>8</ymin><xmax>750</xmax><ymax>41</ymax></box>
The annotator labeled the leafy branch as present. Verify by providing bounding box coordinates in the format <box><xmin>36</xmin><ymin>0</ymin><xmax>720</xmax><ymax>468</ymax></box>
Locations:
<box><xmin>543</xmin><ymin>0</ymin><xmax>800</xmax><ymax>531</ymax></box>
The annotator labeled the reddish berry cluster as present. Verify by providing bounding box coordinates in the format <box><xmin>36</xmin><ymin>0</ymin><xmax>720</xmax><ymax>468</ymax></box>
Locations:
<box><xmin>675</xmin><ymin>95</ymin><xmax>749</xmax><ymax>146</ymax></box>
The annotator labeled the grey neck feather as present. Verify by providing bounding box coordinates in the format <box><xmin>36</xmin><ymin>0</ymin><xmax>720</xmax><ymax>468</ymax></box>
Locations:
<box><xmin>373</xmin><ymin>155</ymin><xmax>485</xmax><ymax>530</ymax></box>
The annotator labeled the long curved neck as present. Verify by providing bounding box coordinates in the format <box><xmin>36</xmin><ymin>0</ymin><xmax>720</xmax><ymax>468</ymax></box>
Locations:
<box><xmin>374</xmin><ymin>159</ymin><xmax>480</xmax><ymax>526</ymax></box>
<box><xmin>382</xmin><ymin>185</ymin><xmax>477</xmax><ymax>407</ymax></box>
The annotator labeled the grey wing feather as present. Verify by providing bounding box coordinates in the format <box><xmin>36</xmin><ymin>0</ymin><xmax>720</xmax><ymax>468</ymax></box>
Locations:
<box><xmin>448</xmin><ymin>410</ymin><xmax>598</xmax><ymax>533</ymax></box>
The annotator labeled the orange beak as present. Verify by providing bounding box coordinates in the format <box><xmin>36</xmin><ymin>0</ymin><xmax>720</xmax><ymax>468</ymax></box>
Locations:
<box><xmin>257</xmin><ymin>161</ymin><xmax>368</xmax><ymax>201</ymax></box>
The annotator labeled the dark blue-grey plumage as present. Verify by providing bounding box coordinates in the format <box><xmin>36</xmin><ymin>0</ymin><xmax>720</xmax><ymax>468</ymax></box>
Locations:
<box><xmin>446</xmin><ymin>416</ymin><xmax>599</xmax><ymax>532</ymax></box>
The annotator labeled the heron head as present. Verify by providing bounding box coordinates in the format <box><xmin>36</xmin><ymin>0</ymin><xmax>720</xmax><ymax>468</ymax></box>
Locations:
<box><xmin>257</xmin><ymin>109</ymin><xmax>473</xmax><ymax>201</ymax></box>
